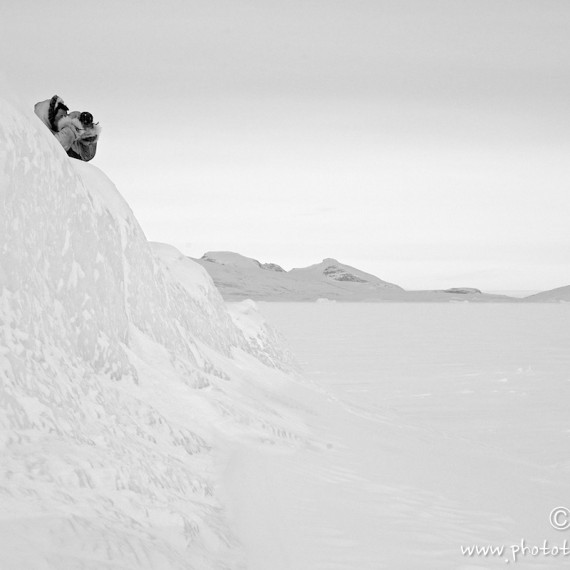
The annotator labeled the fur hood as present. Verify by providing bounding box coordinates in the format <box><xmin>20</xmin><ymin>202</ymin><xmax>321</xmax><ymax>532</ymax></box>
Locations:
<box><xmin>34</xmin><ymin>95</ymin><xmax>66</xmax><ymax>132</ymax></box>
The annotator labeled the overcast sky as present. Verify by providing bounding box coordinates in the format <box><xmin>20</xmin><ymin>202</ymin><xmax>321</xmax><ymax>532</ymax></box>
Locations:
<box><xmin>3</xmin><ymin>0</ymin><xmax>569</xmax><ymax>290</ymax></box>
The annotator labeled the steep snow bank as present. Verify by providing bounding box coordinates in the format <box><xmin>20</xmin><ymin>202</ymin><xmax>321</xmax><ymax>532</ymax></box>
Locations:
<box><xmin>0</xmin><ymin>92</ymin><xmax>301</xmax><ymax>569</ymax></box>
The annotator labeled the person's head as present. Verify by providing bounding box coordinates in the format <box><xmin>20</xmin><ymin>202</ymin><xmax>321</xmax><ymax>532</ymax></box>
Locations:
<box><xmin>53</xmin><ymin>101</ymin><xmax>69</xmax><ymax>124</ymax></box>
<box><xmin>48</xmin><ymin>96</ymin><xmax>69</xmax><ymax>131</ymax></box>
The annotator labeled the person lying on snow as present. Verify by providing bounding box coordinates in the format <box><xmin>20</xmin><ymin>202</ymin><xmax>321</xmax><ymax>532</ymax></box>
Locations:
<box><xmin>34</xmin><ymin>95</ymin><xmax>101</xmax><ymax>162</ymax></box>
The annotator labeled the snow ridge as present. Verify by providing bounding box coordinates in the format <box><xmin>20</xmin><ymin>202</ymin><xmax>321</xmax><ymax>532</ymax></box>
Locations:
<box><xmin>0</xmin><ymin>92</ymin><xmax>300</xmax><ymax>569</ymax></box>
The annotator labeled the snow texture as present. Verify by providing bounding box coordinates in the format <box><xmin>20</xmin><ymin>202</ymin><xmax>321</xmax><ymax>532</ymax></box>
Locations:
<box><xmin>249</xmin><ymin>302</ymin><xmax>570</xmax><ymax>570</ymax></box>
<box><xmin>0</xmin><ymin>91</ymin><xmax>301</xmax><ymax>569</ymax></box>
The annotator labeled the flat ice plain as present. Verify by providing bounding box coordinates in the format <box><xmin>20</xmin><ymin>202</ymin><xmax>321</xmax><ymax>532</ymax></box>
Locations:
<box><xmin>227</xmin><ymin>302</ymin><xmax>570</xmax><ymax>569</ymax></box>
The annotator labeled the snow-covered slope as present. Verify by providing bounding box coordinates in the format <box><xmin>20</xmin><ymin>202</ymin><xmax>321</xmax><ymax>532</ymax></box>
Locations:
<box><xmin>522</xmin><ymin>284</ymin><xmax>570</xmax><ymax>302</ymax></box>
<box><xmin>0</xmin><ymin>92</ymin><xmax>302</xmax><ymax>569</ymax></box>
<box><xmin>194</xmin><ymin>252</ymin><xmax>518</xmax><ymax>303</ymax></box>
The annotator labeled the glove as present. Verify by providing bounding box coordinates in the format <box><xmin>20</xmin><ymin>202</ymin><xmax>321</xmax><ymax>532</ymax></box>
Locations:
<box><xmin>78</xmin><ymin>129</ymin><xmax>99</xmax><ymax>143</ymax></box>
<box><xmin>54</xmin><ymin>116</ymin><xmax>82</xmax><ymax>150</ymax></box>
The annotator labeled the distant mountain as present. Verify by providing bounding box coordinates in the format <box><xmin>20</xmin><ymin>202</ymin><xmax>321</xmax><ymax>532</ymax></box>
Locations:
<box><xmin>288</xmin><ymin>258</ymin><xmax>402</xmax><ymax>288</ymax></box>
<box><xmin>192</xmin><ymin>252</ymin><xmax>402</xmax><ymax>302</ymax></box>
<box><xmin>192</xmin><ymin>252</ymin><xmax>518</xmax><ymax>303</ymax></box>
<box><xmin>523</xmin><ymin>285</ymin><xmax>570</xmax><ymax>302</ymax></box>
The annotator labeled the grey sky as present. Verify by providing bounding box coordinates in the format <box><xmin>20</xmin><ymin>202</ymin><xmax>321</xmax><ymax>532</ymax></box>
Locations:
<box><xmin>3</xmin><ymin>0</ymin><xmax>569</xmax><ymax>289</ymax></box>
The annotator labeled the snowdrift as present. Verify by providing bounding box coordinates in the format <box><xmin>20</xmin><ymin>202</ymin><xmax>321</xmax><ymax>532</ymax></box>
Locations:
<box><xmin>0</xmin><ymin>93</ymin><xmax>300</xmax><ymax>569</ymax></box>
